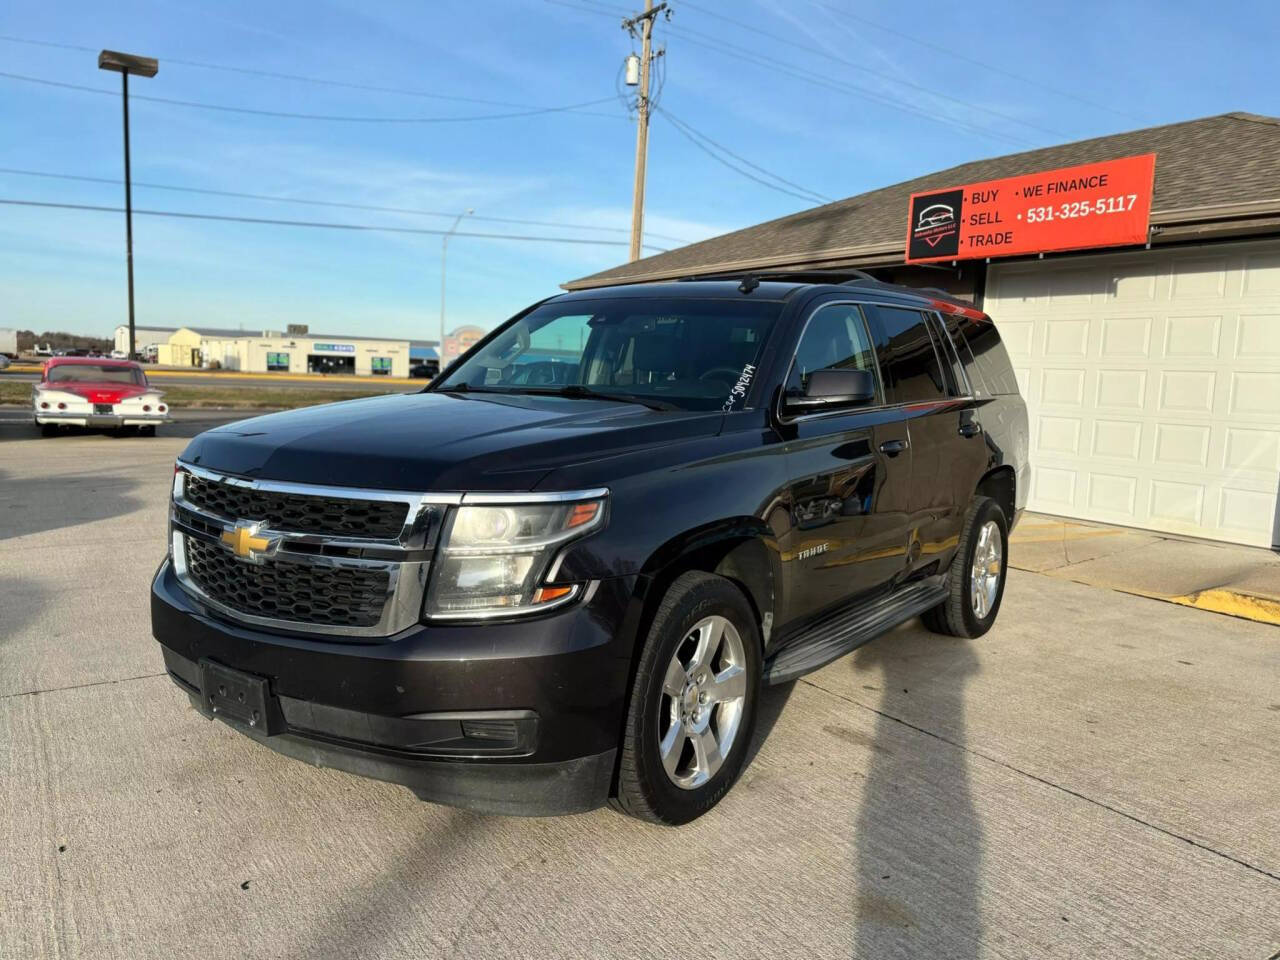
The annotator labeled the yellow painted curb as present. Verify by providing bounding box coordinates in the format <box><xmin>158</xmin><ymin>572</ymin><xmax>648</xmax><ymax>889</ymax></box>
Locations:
<box><xmin>1010</xmin><ymin>529</ymin><xmax>1126</xmax><ymax>545</ymax></box>
<box><xmin>1170</xmin><ymin>589</ymin><xmax>1280</xmax><ymax>627</ymax></box>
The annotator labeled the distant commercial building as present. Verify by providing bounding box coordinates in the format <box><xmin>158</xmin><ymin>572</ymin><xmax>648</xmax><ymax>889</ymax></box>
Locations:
<box><xmin>115</xmin><ymin>324</ymin><xmax>413</xmax><ymax>376</ymax></box>
<box><xmin>0</xmin><ymin>327</ymin><xmax>17</xmax><ymax>356</ymax></box>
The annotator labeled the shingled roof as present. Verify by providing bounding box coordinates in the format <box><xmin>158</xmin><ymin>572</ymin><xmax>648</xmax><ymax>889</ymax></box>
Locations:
<box><xmin>566</xmin><ymin>112</ymin><xmax>1280</xmax><ymax>290</ymax></box>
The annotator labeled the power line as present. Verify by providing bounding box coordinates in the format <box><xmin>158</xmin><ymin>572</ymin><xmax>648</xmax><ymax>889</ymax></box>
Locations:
<box><xmin>656</xmin><ymin>113</ymin><xmax>827</xmax><ymax>206</ymax></box>
<box><xmin>544</xmin><ymin>0</ymin><xmax>628</xmax><ymax>20</ymax></box>
<box><xmin>655</xmin><ymin>107</ymin><xmax>832</xmax><ymax>204</ymax></box>
<box><xmin>546</xmin><ymin>0</ymin><xmax>1038</xmax><ymax>147</ymax></box>
<box><xmin>661</xmin><ymin>28</ymin><xmax>1036</xmax><ymax>148</ymax></box>
<box><xmin>796</xmin><ymin>3</ymin><xmax>1141</xmax><ymax>121</ymax></box>
<box><xmin>0</xmin><ymin>33</ymin><xmax>624</xmax><ymax>119</ymax></box>
<box><xmin>0</xmin><ymin>70</ymin><xmax>622</xmax><ymax>124</ymax></box>
<box><xmin>0</xmin><ymin>167</ymin><xmax>693</xmax><ymax>244</ymax></box>
<box><xmin>676</xmin><ymin>1</ymin><xmax>1070</xmax><ymax>139</ymax></box>
<box><xmin>0</xmin><ymin>197</ymin><xmax>670</xmax><ymax>251</ymax></box>
<box><xmin>551</xmin><ymin>0</ymin><xmax>834</xmax><ymax>205</ymax></box>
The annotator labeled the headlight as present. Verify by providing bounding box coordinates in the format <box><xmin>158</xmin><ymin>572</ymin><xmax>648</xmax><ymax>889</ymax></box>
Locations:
<box><xmin>425</xmin><ymin>494</ymin><xmax>606</xmax><ymax>619</ymax></box>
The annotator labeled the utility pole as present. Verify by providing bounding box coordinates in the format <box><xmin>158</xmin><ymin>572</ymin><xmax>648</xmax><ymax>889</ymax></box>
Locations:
<box><xmin>623</xmin><ymin>1</ymin><xmax>668</xmax><ymax>262</ymax></box>
<box><xmin>440</xmin><ymin>208</ymin><xmax>473</xmax><ymax>370</ymax></box>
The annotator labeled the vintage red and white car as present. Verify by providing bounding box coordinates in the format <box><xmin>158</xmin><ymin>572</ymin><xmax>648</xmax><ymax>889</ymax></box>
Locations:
<box><xmin>33</xmin><ymin>357</ymin><xmax>172</xmax><ymax>436</ymax></box>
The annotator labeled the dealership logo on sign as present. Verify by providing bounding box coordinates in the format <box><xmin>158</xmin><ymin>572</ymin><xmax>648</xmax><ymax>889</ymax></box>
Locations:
<box><xmin>907</xmin><ymin>188</ymin><xmax>964</xmax><ymax>260</ymax></box>
<box><xmin>917</xmin><ymin>204</ymin><xmax>955</xmax><ymax>233</ymax></box>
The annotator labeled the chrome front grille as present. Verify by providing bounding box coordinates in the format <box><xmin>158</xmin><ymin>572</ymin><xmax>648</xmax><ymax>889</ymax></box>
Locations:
<box><xmin>182</xmin><ymin>472</ymin><xmax>410</xmax><ymax>539</ymax></box>
<box><xmin>184</xmin><ymin>536</ymin><xmax>390</xmax><ymax>627</ymax></box>
<box><xmin>170</xmin><ymin>463</ymin><xmax>460</xmax><ymax>638</ymax></box>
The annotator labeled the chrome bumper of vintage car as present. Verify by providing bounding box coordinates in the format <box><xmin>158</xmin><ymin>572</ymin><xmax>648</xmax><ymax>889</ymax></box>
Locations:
<box><xmin>35</xmin><ymin>412</ymin><xmax>173</xmax><ymax>426</ymax></box>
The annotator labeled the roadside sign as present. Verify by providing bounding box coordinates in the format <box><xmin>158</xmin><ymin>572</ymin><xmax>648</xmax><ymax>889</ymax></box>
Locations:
<box><xmin>905</xmin><ymin>153</ymin><xmax>1156</xmax><ymax>263</ymax></box>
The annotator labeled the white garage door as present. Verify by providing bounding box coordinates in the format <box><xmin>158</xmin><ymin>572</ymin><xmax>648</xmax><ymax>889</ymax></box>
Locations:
<box><xmin>986</xmin><ymin>239</ymin><xmax>1280</xmax><ymax>547</ymax></box>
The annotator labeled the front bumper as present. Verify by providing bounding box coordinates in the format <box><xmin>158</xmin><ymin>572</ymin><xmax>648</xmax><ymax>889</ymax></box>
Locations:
<box><xmin>37</xmin><ymin>412</ymin><xmax>172</xmax><ymax>427</ymax></box>
<box><xmin>151</xmin><ymin>560</ymin><xmax>639</xmax><ymax>816</ymax></box>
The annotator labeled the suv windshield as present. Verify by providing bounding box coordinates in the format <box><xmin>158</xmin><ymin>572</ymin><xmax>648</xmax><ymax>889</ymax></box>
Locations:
<box><xmin>437</xmin><ymin>298</ymin><xmax>782</xmax><ymax>412</ymax></box>
<box><xmin>48</xmin><ymin>364</ymin><xmax>145</xmax><ymax>385</ymax></box>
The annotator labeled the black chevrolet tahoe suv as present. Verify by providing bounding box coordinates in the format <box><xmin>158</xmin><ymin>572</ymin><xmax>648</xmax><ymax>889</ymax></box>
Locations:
<box><xmin>152</xmin><ymin>278</ymin><xmax>1029</xmax><ymax>825</ymax></box>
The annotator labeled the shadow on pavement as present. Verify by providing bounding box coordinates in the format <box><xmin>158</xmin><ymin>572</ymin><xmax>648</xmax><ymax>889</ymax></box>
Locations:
<box><xmin>282</xmin><ymin>808</ymin><xmax>483</xmax><ymax>960</ymax></box>
<box><xmin>0</xmin><ymin>466</ymin><xmax>145</xmax><ymax>540</ymax></box>
<box><xmin>0</xmin><ymin>576</ymin><xmax>47</xmax><ymax>645</ymax></box>
<box><xmin>849</xmin><ymin>632</ymin><xmax>984</xmax><ymax>959</ymax></box>
<box><xmin>0</xmin><ymin>409</ymin><xmax>255</xmax><ymax>443</ymax></box>
<box><xmin>745</xmin><ymin>678</ymin><xmax>795</xmax><ymax>768</ymax></box>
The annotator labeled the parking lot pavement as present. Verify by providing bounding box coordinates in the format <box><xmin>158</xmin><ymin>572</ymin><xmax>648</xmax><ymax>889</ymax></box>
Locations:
<box><xmin>3</xmin><ymin>431</ymin><xmax>1278</xmax><ymax>960</ymax></box>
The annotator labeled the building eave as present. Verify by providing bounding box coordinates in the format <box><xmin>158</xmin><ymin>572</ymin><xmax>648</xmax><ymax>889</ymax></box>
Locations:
<box><xmin>562</xmin><ymin>198</ymin><xmax>1280</xmax><ymax>290</ymax></box>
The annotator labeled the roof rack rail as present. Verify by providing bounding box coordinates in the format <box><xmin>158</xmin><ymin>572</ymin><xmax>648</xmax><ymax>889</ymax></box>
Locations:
<box><xmin>678</xmin><ymin>267</ymin><xmax>886</xmax><ymax>284</ymax></box>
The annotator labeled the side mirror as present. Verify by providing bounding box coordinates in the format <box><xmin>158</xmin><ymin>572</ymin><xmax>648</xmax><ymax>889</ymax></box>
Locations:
<box><xmin>784</xmin><ymin>368</ymin><xmax>877</xmax><ymax>413</ymax></box>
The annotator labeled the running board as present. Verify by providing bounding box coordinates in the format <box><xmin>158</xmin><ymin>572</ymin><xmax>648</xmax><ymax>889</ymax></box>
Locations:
<box><xmin>763</xmin><ymin>578</ymin><xmax>948</xmax><ymax>685</ymax></box>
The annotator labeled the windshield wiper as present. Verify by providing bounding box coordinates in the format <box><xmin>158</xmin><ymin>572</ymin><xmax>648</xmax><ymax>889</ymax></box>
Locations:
<box><xmin>436</xmin><ymin>383</ymin><xmax>509</xmax><ymax>396</ymax></box>
<box><xmin>508</xmin><ymin>385</ymin><xmax>678</xmax><ymax>411</ymax></box>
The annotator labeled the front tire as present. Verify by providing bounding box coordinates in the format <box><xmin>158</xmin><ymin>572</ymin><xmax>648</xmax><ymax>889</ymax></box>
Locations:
<box><xmin>923</xmin><ymin>496</ymin><xmax>1009</xmax><ymax>638</ymax></box>
<box><xmin>611</xmin><ymin>571</ymin><xmax>762</xmax><ymax>825</ymax></box>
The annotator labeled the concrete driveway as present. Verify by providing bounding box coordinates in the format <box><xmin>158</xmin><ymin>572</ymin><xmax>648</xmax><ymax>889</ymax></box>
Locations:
<box><xmin>2</xmin><ymin>416</ymin><xmax>1278</xmax><ymax>959</ymax></box>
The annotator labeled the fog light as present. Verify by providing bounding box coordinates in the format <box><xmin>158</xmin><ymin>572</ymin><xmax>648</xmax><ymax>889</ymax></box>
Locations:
<box><xmin>461</xmin><ymin>719</ymin><xmax>518</xmax><ymax>743</ymax></box>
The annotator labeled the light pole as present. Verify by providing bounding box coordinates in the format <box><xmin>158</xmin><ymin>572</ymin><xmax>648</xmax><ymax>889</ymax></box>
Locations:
<box><xmin>439</xmin><ymin>208</ymin><xmax>473</xmax><ymax>369</ymax></box>
<box><xmin>98</xmin><ymin>49</ymin><xmax>158</xmax><ymax>361</ymax></box>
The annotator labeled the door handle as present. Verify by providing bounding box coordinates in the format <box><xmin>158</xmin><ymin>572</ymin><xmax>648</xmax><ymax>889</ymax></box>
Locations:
<box><xmin>879</xmin><ymin>439</ymin><xmax>909</xmax><ymax>457</ymax></box>
<box><xmin>959</xmin><ymin>422</ymin><xmax>983</xmax><ymax>438</ymax></box>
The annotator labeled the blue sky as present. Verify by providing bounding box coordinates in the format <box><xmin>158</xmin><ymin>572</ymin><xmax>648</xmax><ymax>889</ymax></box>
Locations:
<box><xmin>0</xmin><ymin>0</ymin><xmax>1274</xmax><ymax>341</ymax></box>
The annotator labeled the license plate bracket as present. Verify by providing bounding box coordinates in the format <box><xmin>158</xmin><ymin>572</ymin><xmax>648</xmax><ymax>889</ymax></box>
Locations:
<box><xmin>198</xmin><ymin>659</ymin><xmax>279</xmax><ymax>734</ymax></box>
<box><xmin>94</xmin><ymin>403</ymin><xmax>113</xmax><ymax>414</ymax></box>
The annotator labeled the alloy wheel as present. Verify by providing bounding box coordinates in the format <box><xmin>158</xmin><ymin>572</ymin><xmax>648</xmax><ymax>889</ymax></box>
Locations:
<box><xmin>658</xmin><ymin>615</ymin><xmax>748</xmax><ymax>790</ymax></box>
<box><xmin>970</xmin><ymin>519</ymin><xmax>1003</xmax><ymax>618</ymax></box>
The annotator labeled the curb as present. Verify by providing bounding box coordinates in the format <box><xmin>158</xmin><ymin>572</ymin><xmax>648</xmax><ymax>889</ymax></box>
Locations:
<box><xmin>1169</xmin><ymin>588</ymin><xmax>1280</xmax><ymax>627</ymax></box>
<box><xmin>1049</xmin><ymin>577</ymin><xmax>1280</xmax><ymax>629</ymax></box>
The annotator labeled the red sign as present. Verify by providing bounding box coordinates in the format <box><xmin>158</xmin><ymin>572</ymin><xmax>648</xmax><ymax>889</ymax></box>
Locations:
<box><xmin>904</xmin><ymin>153</ymin><xmax>1156</xmax><ymax>264</ymax></box>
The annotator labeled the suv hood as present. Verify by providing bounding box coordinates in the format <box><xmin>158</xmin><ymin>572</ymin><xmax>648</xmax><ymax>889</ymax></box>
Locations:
<box><xmin>180</xmin><ymin>391</ymin><xmax>722</xmax><ymax>492</ymax></box>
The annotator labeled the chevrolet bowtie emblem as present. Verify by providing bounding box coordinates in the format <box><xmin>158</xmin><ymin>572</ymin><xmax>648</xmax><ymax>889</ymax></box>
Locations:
<box><xmin>220</xmin><ymin>523</ymin><xmax>277</xmax><ymax>563</ymax></box>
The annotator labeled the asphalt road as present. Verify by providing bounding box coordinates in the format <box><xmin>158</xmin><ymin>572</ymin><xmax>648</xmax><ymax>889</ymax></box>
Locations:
<box><xmin>2</xmin><ymin>426</ymin><xmax>1278</xmax><ymax>959</ymax></box>
<box><xmin>0</xmin><ymin>369</ymin><xmax>414</xmax><ymax>392</ymax></box>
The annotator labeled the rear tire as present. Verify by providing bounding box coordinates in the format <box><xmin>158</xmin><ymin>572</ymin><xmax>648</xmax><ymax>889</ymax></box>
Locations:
<box><xmin>923</xmin><ymin>496</ymin><xmax>1008</xmax><ymax>638</ymax></box>
<box><xmin>39</xmin><ymin>423</ymin><xmax>57</xmax><ymax>438</ymax></box>
<box><xmin>139</xmin><ymin>425</ymin><xmax>156</xmax><ymax>437</ymax></box>
<box><xmin>611</xmin><ymin>571</ymin><xmax>762</xmax><ymax>825</ymax></box>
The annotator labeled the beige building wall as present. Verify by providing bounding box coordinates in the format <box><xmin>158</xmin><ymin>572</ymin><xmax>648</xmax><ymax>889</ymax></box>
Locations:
<box><xmin>156</xmin><ymin>328</ymin><xmax>204</xmax><ymax>367</ymax></box>
<box><xmin>194</xmin><ymin>336</ymin><xmax>411</xmax><ymax>376</ymax></box>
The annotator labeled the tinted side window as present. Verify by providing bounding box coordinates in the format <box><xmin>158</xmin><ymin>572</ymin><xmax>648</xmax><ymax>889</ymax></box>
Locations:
<box><xmin>863</xmin><ymin>305</ymin><xmax>948</xmax><ymax>404</ymax></box>
<box><xmin>785</xmin><ymin>303</ymin><xmax>881</xmax><ymax>402</ymax></box>
<box><xmin>924</xmin><ymin>312</ymin><xmax>967</xmax><ymax>397</ymax></box>
<box><xmin>954</xmin><ymin>318</ymin><xmax>1019</xmax><ymax>396</ymax></box>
